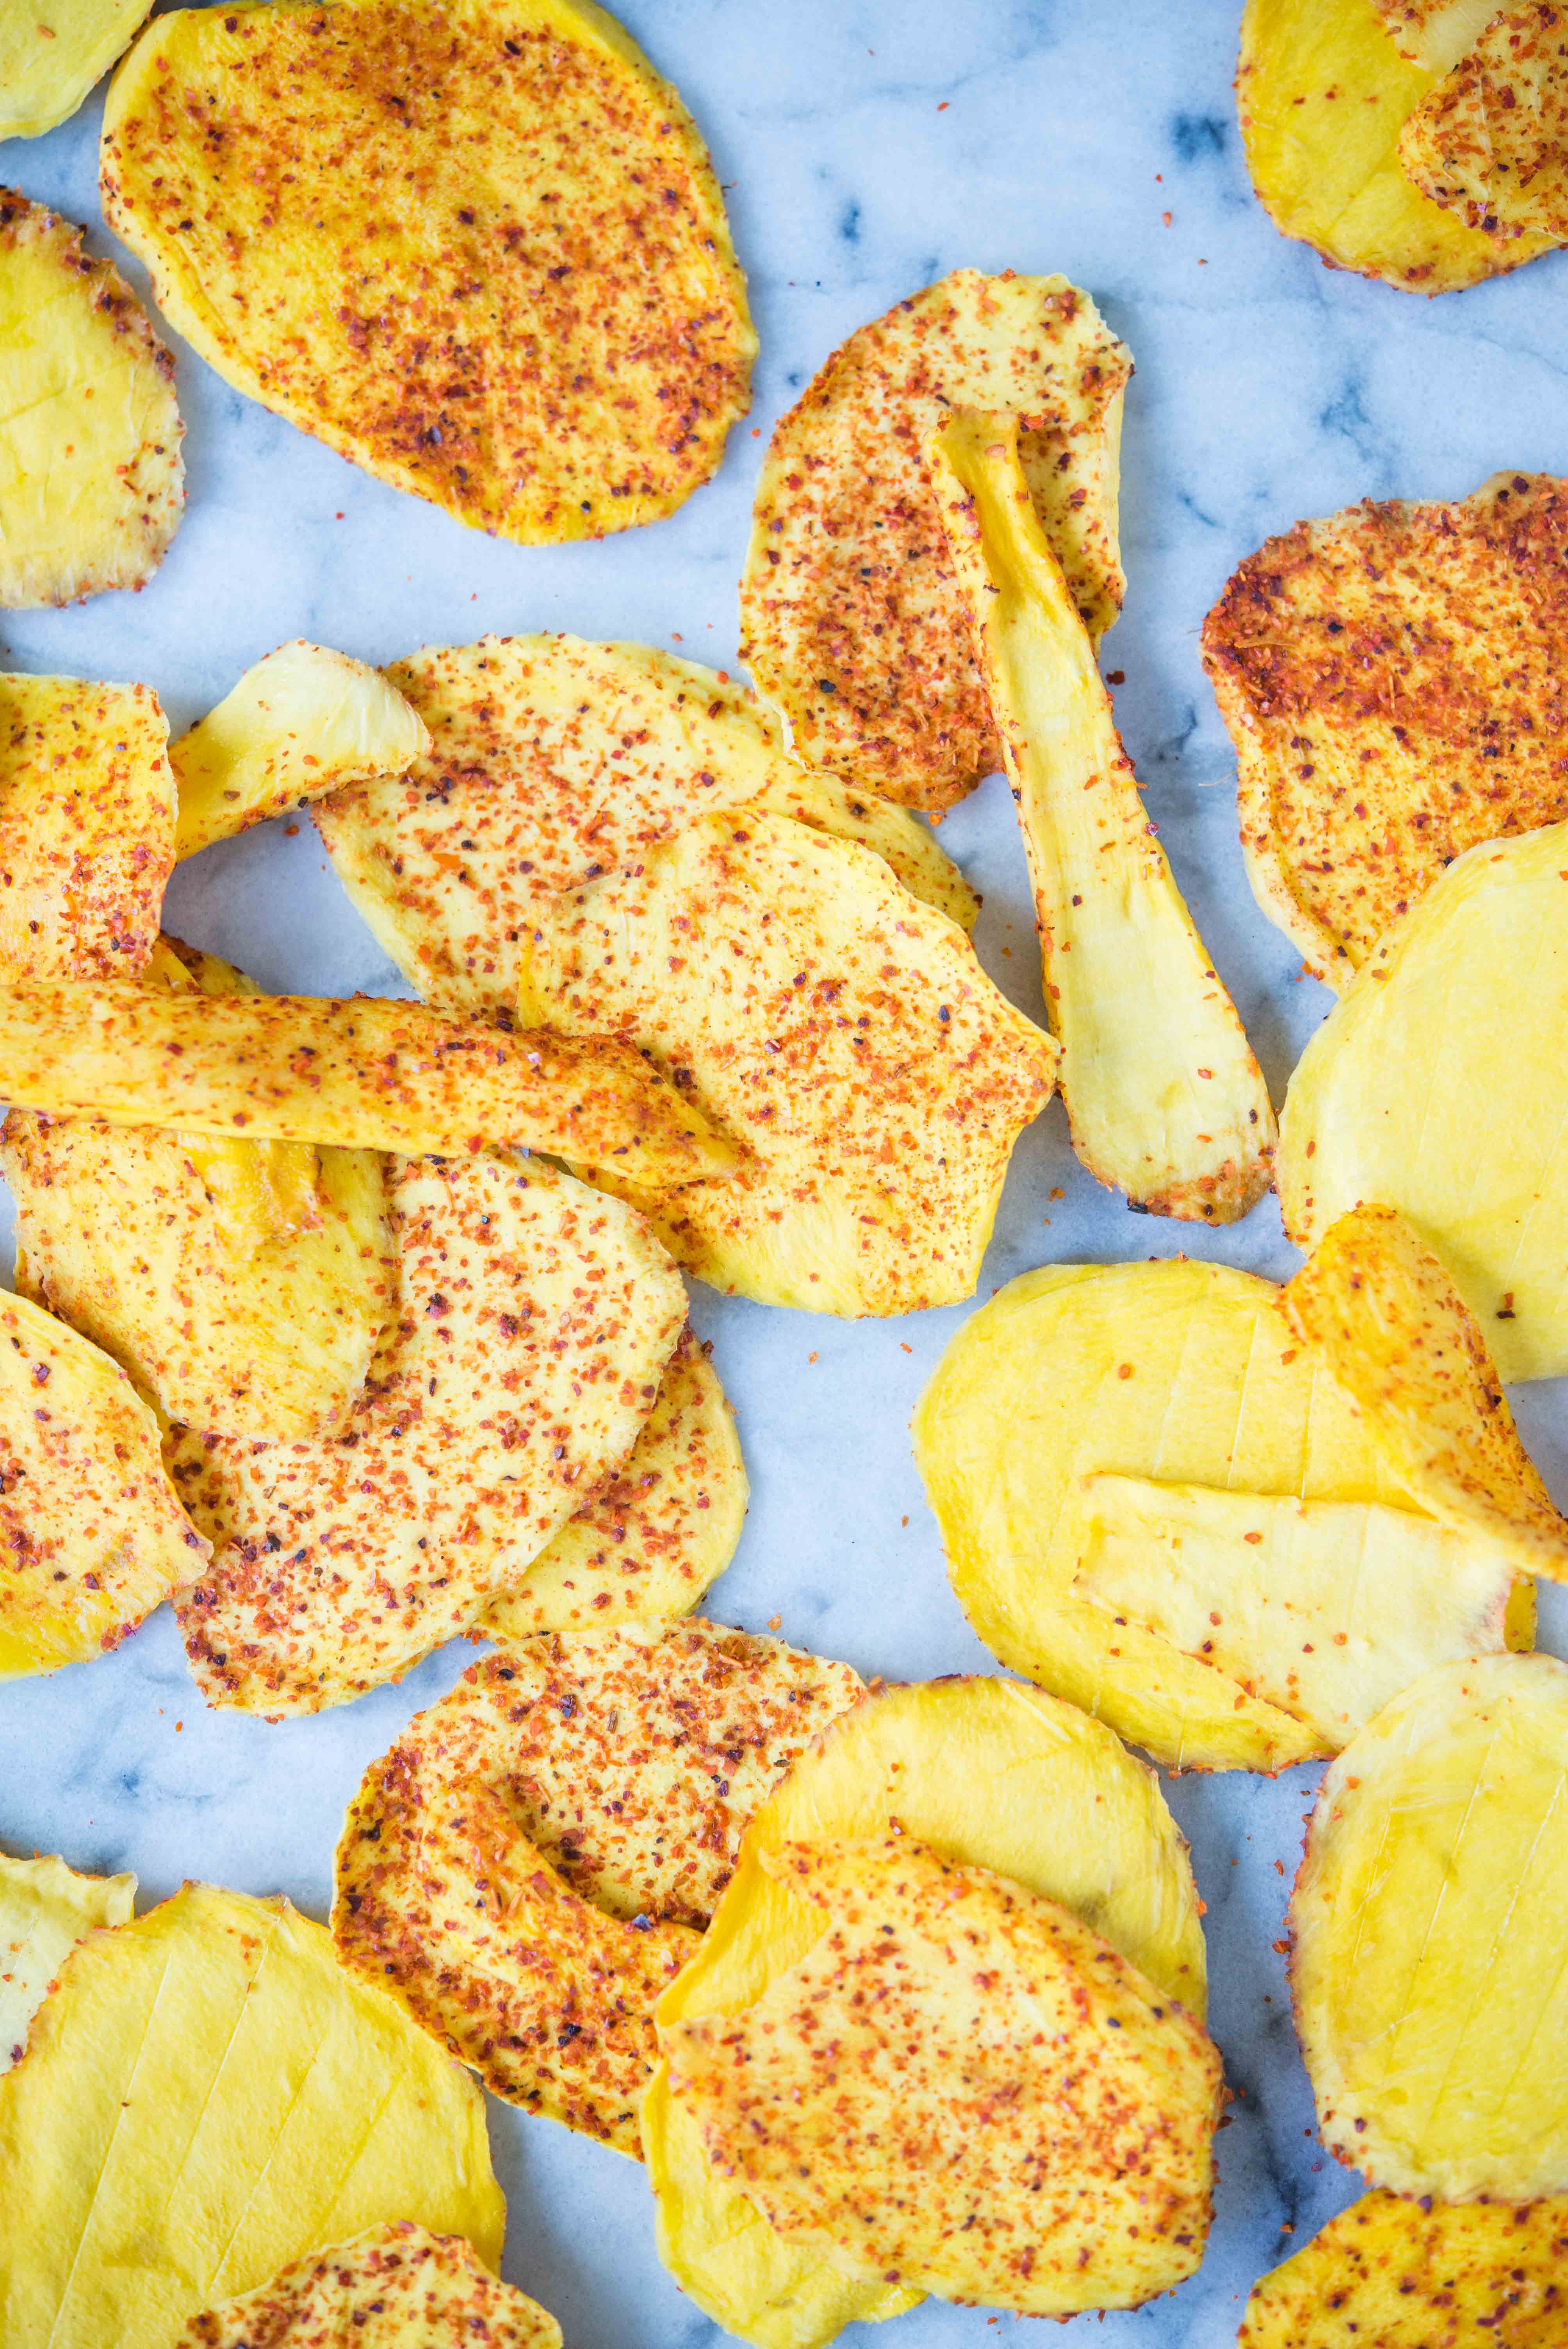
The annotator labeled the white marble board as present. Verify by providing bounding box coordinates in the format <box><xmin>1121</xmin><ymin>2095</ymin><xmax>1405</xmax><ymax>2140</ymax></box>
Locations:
<box><xmin>3</xmin><ymin>1</ymin><xmax>1566</xmax><ymax>2343</ymax></box>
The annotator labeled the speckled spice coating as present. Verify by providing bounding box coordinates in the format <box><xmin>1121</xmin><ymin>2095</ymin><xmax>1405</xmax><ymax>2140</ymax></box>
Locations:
<box><xmin>0</xmin><ymin>190</ymin><xmax>182</xmax><ymax>607</ymax></box>
<box><xmin>177</xmin><ymin>2222</ymin><xmax>561</xmax><ymax>2349</ymax></box>
<box><xmin>664</xmin><ymin>1833</ymin><xmax>1222</xmax><ymax>2317</ymax></box>
<box><xmin>333</xmin><ymin>1623</ymin><xmax>863</xmax><ymax>2148</ymax></box>
<box><xmin>1205</xmin><ymin>472</ymin><xmax>1568</xmax><ymax>980</ymax></box>
<box><xmin>170</xmin><ymin>1154</ymin><xmax>685</xmax><ymax>1713</ymax></box>
<box><xmin>100</xmin><ymin>0</ymin><xmax>754</xmax><ymax>542</ymax></box>
<box><xmin>740</xmin><ymin>271</ymin><xmax>1128</xmax><ymax>814</ymax></box>
<box><xmin>1401</xmin><ymin>3</ymin><xmax>1568</xmax><ymax>240</ymax></box>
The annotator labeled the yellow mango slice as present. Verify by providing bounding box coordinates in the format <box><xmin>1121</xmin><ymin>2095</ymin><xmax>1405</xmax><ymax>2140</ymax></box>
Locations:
<box><xmin>0</xmin><ymin>1851</ymin><xmax>134</xmax><ymax>2071</ymax></box>
<box><xmin>0</xmin><ymin>0</ymin><xmax>151</xmax><ymax>140</ymax></box>
<box><xmin>178</xmin><ymin>2224</ymin><xmax>561</xmax><ymax>2349</ymax></box>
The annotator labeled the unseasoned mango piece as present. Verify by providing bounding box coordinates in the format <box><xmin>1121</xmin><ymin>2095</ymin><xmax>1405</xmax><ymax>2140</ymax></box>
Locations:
<box><xmin>1402</xmin><ymin>4</ymin><xmax>1568</xmax><ymax>242</ymax></box>
<box><xmin>1204</xmin><ymin>473</ymin><xmax>1568</xmax><ymax>982</ymax></box>
<box><xmin>1278</xmin><ymin>822</ymin><xmax>1568</xmax><ymax>1381</ymax></box>
<box><xmin>0</xmin><ymin>1882</ymin><xmax>503</xmax><ymax>2348</ymax></box>
<box><xmin>645</xmin><ymin>1676</ymin><xmax>1206</xmax><ymax>2349</ymax></box>
<box><xmin>480</xmin><ymin>1328</ymin><xmax>747</xmax><ymax>1639</ymax></box>
<box><xmin>174</xmin><ymin>642</ymin><xmax>429</xmax><ymax>858</ymax></box>
<box><xmin>333</xmin><ymin>1624</ymin><xmax>862</xmax><ymax>2148</ymax></box>
<box><xmin>1076</xmin><ymin>1475</ymin><xmax>1513</xmax><ymax>1746</ymax></box>
<box><xmin>0</xmin><ymin>0</ymin><xmax>151</xmax><ymax>140</ymax></box>
<box><xmin>0</xmin><ymin>1289</ymin><xmax>204</xmax><ymax>1675</ymax></box>
<box><xmin>1291</xmin><ymin>1652</ymin><xmax>1568</xmax><ymax>2199</ymax></box>
<box><xmin>519</xmin><ymin>809</ymin><xmax>1056</xmax><ymax>1315</ymax></box>
<box><xmin>171</xmin><ymin>1155</ymin><xmax>685</xmax><ymax>1713</ymax></box>
<box><xmin>178</xmin><ymin>2223</ymin><xmax>561</xmax><ymax>2349</ymax></box>
<box><xmin>739</xmin><ymin>271</ymin><xmax>1128</xmax><ymax>814</ymax></box>
<box><xmin>1283</xmin><ymin>1204</ymin><xmax>1568</xmax><ymax>1578</ymax></box>
<box><xmin>0</xmin><ymin>975</ymin><xmax>737</xmax><ymax>1183</ymax></box>
<box><xmin>1240</xmin><ymin>2190</ymin><xmax>1568</xmax><ymax>2347</ymax></box>
<box><xmin>317</xmin><ymin>637</ymin><xmax>975</xmax><ymax>1018</ymax></box>
<box><xmin>0</xmin><ymin>192</ymin><xmax>182</xmax><ymax>606</ymax></box>
<box><xmin>933</xmin><ymin>411</ymin><xmax>1274</xmax><ymax>1222</ymax></box>
<box><xmin>665</xmin><ymin>1834</ymin><xmax>1220</xmax><ymax>2317</ymax></box>
<box><xmin>102</xmin><ymin>0</ymin><xmax>753</xmax><ymax>542</ymax></box>
<box><xmin>1237</xmin><ymin>0</ymin><xmax>1546</xmax><ymax>290</ymax></box>
<box><xmin>0</xmin><ymin>1852</ymin><xmax>134</xmax><ymax>2073</ymax></box>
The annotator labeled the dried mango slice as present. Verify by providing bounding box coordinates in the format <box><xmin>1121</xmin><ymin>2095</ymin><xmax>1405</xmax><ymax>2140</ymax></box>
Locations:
<box><xmin>1239</xmin><ymin>2189</ymin><xmax>1568</xmax><ymax>2347</ymax></box>
<box><xmin>664</xmin><ymin>1834</ymin><xmax>1221</xmax><ymax>2317</ymax></box>
<box><xmin>0</xmin><ymin>675</ymin><xmax>173</xmax><ymax>981</ymax></box>
<box><xmin>3</xmin><ymin>938</ymin><xmax>393</xmax><ymax>1441</ymax></box>
<box><xmin>480</xmin><ymin>1327</ymin><xmax>747</xmax><ymax>1639</ymax></box>
<box><xmin>933</xmin><ymin>410</ymin><xmax>1275</xmax><ymax>1223</ymax></box>
<box><xmin>173</xmin><ymin>642</ymin><xmax>429</xmax><ymax>858</ymax></box>
<box><xmin>0</xmin><ymin>1289</ymin><xmax>205</xmax><ymax>1675</ymax></box>
<box><xmin>1283</xmin><ymin>1204</ymin><xmax>1568</xmax><ymax>1578</ymax></box>
<box><xmin>1204</xmin><ymin>473</ymin><xmax>1568</xmax><ymax>982</ymax></box>
<box><xmin>740</xmin><ymin>271</ymin><xmax>1128</xmax><ymax>815</ymax></box>
<box><xmin>101</xmin><ymin>0</ymin><xmax>754</xmax><ymax>543</ymax></box>
<box><xmin>1290</xmin><ymin>1652</ymin><xmax>1568</xmax><ymax>2198</ymax></box>
<box><xmin>171</xmin><ymin>1155</ymin><xmax>685</xmax><ymax>1713</ymax></box>
<box><xmin>0</xmin><ymin>191</ymin><xmax>182</xmax><ymax>606</ymax></box>
<box><xmin>1371</xmin><ymin>0</ymin><xmax>1504</xmax><ymax>69</ymax></box>
<box><xmin>178</xmin><ymin>2223</ymin><xmax>560</xmax><ymax>2349</ymax></box>
<box><xmin>1401</xmin><ymin>4</ymin><xmax>1568</xmax><ymax>243</ymax></box>
<box><xmin>0</xmin><ymin>0</ymin><xmax>152</xmax><ymax>140</ymax></box>
<box><xmin>519</xmin><ymin>808</ymin><xmax>1056</xmax><ymax>1315</ymax></box>
<box><xmin>1236</xmin><ymin>0</ymin><xmax>1548</xmax><ymax>290</ymax></box>
<box><xmin>333</xmin><ymin>1624</ymin><xmax>862</xmax><ymax>2148</ymax></box>
<box><xmin>0</xmin><ymin>1882</ymin><xmax>503</xmax><ymax>2348</ymax></box>
<box><xmin>316</xmin><ymin>636</ymin><xmax>976</xmax><ymax>1017</ymax></box>
<box><xmin>0</xmin><ymin>973</ymin><xmax>738</xmax><ymax>1182</ymax></box>
<box><xmin>1076</xmin><ymin>1476</ymin><xmax>1513</xmax><ymax>1746</ymax></box>
<box><xmin>645</xmin><ymin>1676</ymin><xmax>1206</xmax><ymax>2349</ymax></box>
<box><xmin>1278</xmin><ymin>821</ymin><xmax>1568</xmax><ymax>1381</ymax></box>
<box><xmin>0</xmin><ymin>1852</ymin><xmax>134</xmax><ymax>2072</ymax></box>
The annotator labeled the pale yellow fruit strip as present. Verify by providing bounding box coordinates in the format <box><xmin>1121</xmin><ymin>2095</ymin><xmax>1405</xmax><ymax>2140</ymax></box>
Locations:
<box><xmin>0</xmin><ymin>981</ymin><xmax>738</xmax><ymax>1182</ymax></box>
<box><xmin>930</xmin><ymin>410</ymin><xmax>1276</xmax><ymax>1223</ymax></box>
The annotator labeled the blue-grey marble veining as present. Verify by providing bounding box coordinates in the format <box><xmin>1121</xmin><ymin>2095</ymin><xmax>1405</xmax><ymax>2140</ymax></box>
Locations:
<box><xmin>3</xmin><ymin>2</ymin><xmax>1566</xmax><ymax>2343</ymax></box>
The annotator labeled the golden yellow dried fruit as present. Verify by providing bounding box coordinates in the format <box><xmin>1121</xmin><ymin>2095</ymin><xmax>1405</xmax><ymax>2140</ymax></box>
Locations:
<box><xmin>0</xmin><ymin>1851</ymin><xmax>134</xmax><ymax>2073</ymax></box>
<box><xmin>101</xmin><ymin>0</ymin><xmax>754</xmax><ymax>542</ymax></box>
<box><xmin>1291</xmin><ymin>1652</ymin><xmax>1568</xmax><ymax>2199</ymax></box>
<box><xmin>739</xmin><ymin>270</ymin><xmax>1128</xmax><ymax>814</ymax></box>
<box><xmin>177</xmin><ymin>2224</ymin><xmax>561</xmax><ymax>2349</ymax></box>
<box><xmin>1236</xmin><ymin>0</ymin><xmax>1548</xmax><ymax>291</ymax></box>
<box><xmin>645</xmin><ymin>1675</ymin><xmax>1207</xmax><ymax>2349</ymax></box>
<box><xmin>0</xmin><ymin>0</ymin><xmax>152</xmax><ymax>141</ymax></box>
<box><xmin>0</xmin><ymin>674</ymin><xmax>173</xmax><ymax>980</ymax></box>
<box><xmin>1278</xmin><ymin>821</ymin><xmax>1568</xmax><ymax>1381</ymax></box>
<box><xmin>933</xmin><ymin>410</ymin><xmax>1275</xmax><ymax>1223</ymax></box>
<box><xmin>0</xmin><ymin>191</ymin><xmax>182</xmax><ymax>606</ymax></box>
<box><xmin>333</xmin><ymin>1624</ymin><xmax>863</xmax><ymax>2149</ymax></box>
<box><xmin>171</xmin><ymin>1154</ymin><xmax>686</xmax><ymax>1713</ymax></box>
<box><xmin>1204</xmin><ymin>473</ymin><xmax>1568</xmax><ymax>982</ymax></box>
<box><xmin>0</xmin><ymin>1289</ymin><xmax>205</xmax><ymax>1676</ymax></box>
<box><xmin>0</xmin><ymin>1882</ymin><xmax>503</xmax><ymax>2348</ymax></box>
<box><xmin>1401</xmin><ymin>4</ymin><xmax>1568</xmax><ymax>243</ymax></box>
<box><xmin>173</xmin><ymin>642</ymin><xmax>430</xmax><ymax>859</ymax></box>
<box><xmin>664</xmin><ymin>1833</ymin><xmax>1221</xmax><ymax>2317</ymax></box>
<box><xmin>1239</xmin><ymin>2189</ymin><xmax>1568</xmax><ymax>2347</ymax></box>
<box><xmin>519</xmin><ymin>809</ymin><xmax>1056</xmax><ymax>1314</ymax></box>
<box><xmin>479</xmin><ymin>1328</ymin><xmax>747</xmax><ymax>1640</ymax></box>
<box><xmin>317</xmin><ymin>636</ymin><xmax>976</xmax><ymax>1016</ymax></box>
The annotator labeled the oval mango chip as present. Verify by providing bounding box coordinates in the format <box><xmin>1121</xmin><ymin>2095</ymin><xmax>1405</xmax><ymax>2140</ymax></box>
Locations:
<box><xmin>1290</xmin><ymin>1652</ymin><xmax>1568</xmax><ymax>2200</ymax></box>
<box><xmin>177</xmin><ymin>2222</ymin><xmax>560</xmax><ymax>2349</ymax></box>
<box><xmin>316</xmin><ymin>636</ymin><xmax>977</xmax><ymax>1019</ymax></box>
<box><xmin>1235</xmin><ymin>0</ymin><xmax>1551</xmax><ymax>291</ymax></box>
<box><xmin>0</xmin><ymin>1882</ymin><xmax>504</xmax><ymax>2349</ymax></box>
<box><xmin>739</xmin><ymin>270</ymin><xmax>1128</xmax><ymax>814</ymax></box>
<box><xmin>1278</xmin><ymin>820</ymin><xmax>1568</xmax><ymax>1382</ymax></box>
<box><xmin>479</xmin><ymin>1327</ymin><xmax>748</xmax><ymax>1641</ymax></box>
<box><xmin>914</xmin><ymin>1242</ymin><xmax>1543</xmax><ymax>1773</ymax></box>
<box><xmin>1239</xmin><ymin>2189</ymin><xmax>1568</xmax><ymax>2347</ymax></box>
<box><xmin>101</xmin><ymin>0</ymin><xmax>754</xmax><ymax>544</ymax></box>
<box><xmin>0</xmin><ymin>192</ymin><xmax>183</xmax><ymax>608</ymax></box>
<box><xmin>0</xmin><ymin>1851</ymin><xmax>135</xmax><ymax>2073</ymax></box>
<box><xmin>644</xmin><ymin>1675</ymin><xmax>1210</xmax><ymax>2349</ymax></box>
<box><xmin>332</xmin><ymin>1622</ymin><xmax>863</xmax><ymax>2150</ymax></box>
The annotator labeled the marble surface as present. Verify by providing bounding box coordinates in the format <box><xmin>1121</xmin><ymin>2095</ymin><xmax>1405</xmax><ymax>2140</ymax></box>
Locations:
<box><xmin>4</xmin><ymin>1</ymin><xmax>1568</xmax><ymax>2342</ymax></box>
